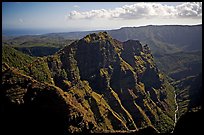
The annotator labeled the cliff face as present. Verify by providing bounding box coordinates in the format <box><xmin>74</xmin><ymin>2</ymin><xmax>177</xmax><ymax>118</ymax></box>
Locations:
<box><xmin>173</xmin><ymin>73</ymin><xmax>202</xmax><ymax>118</ymax></box>
<box><xmin>1</xmin><ymin>32</ymin><xmax>176</xmax><ymax>133</ymax></box>
<box><xmin>1</xmin><ymin>64</ymin><xmax>98</xmax><ymax>134</ymax></box>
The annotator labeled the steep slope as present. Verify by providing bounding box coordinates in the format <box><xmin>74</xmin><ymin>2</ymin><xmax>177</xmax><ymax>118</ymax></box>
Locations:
<box><xmin>2</xmin><ymin>46</ymin><xmax>35</xmax><ymax>72</ymax></box>
<box><xmin>1</xmin><ymin>64</ymin><xmax>99</xmax><ymax>134</ymax></box>
<box><xmin>155</xmin><ymin>51</ymin><xmax>202</xmax><ymax>80</ymax></box>
<box><xmin>1</xmin><ymin>32</ymin><xmax>176</xmax><ymax>133</ymax></box>
<box><xmin>108</xmin><ymin>25</ymin><xmax>202</xmax><ymax>54</ymax></box>
<box><xmin>172</xmin><ymin>73</ymin><xmax>202</xmax><ymax>118</ymax></box>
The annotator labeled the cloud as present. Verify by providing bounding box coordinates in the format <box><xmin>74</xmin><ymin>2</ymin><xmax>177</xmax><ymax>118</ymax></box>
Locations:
<box><xmin>176</xmin><ymin>2</ymin><xmax>202</xmax><ymax>18</ymax></box>
<box><xmin>73</xmin><ymin>5</ymin><xmax>80</xmax><ymax>8</ymax></box>
<box><xmin>66</xmin><ymin>2</ymin><xmax>202</xmax><ymax>20</ymax></box>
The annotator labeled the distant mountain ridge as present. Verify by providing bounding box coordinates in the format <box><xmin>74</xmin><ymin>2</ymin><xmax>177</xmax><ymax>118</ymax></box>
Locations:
<box><xmin>43</xmin><ymin>24</ymin><xmax>202</xmax><ymax>54</ymax></box>
<box><xmin>155</xmin><ymin>51</ymin><xmax>202</xmax><ymax>80</ymax></box>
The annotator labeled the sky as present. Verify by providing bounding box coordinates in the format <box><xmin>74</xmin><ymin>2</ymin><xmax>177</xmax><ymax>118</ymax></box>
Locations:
<box><xmin>2</xmin><ymin>2</ymin><xmax>202</xmax><ymax>34</ymax></box>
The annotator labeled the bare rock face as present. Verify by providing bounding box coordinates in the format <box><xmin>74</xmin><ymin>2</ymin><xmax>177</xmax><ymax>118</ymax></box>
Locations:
<box><xmin>1</xmin><ymin>32</ymin><xmax>176</xmax><ymax>134</ymax></box>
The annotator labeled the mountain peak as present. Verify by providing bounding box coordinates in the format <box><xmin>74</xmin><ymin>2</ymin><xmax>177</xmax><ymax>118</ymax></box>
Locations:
<box><xmin>2</xmin><ymin>32</ymin><xmax>177</xmax><ymax>133</ymax></box>
<box><xmin>82</xmin><ymin>31</ymin><xmax>111</xmax><ymax>43</ymax></box>
<box><xmin>123</xmin><ymin>40</ymin><xmax>143</xmax><ymax>54</ymax></box>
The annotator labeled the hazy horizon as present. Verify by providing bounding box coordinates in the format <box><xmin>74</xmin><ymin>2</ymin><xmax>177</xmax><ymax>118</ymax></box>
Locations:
<box><xmin>3</xmin><ymin>2</ymin><xmax>202</xmax><ymax>36</ymax></box>
<box><xmin>2</xmin><ymin>23</ymin><xmax>202</xmax><ymax>37</ymax></box>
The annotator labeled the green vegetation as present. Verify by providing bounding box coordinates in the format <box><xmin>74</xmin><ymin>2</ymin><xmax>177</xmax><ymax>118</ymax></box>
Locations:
<box><xmin>155</xmin><ymin>51</ymin><xmax>202</xmax><ymax>80</ymax></box>
<box><xmin>27</xmin><ymin>58</ymin><xmax>53</xmax><ymax>83</ymax></box>
<box><xmin>155</xmin><ymin>112</ymin><xmax>174</xmax><ymax>133</ymax></box>
<box><xmin>108</xmin><ymin>25</ymin><xmax>201</xmax><ymax>54</ymax></box>
<box><xmin>173</xmin><ymin>73</ymin><xmax>202</xmax><ymax>118</ymax></box>
<box><xmin>2</xmin><ymin>32</ymin><xmax>181</xmax><ymax>133</ymax></box>
<box><xmin>15</xmin><ymin>46</ymin><xmax>60</xmax><ymax>57</ymax></box>
<box><xmin>2</xmin><ymin>45</ymin><xmax>34</xmax><ymax>72</ymax></box>
<box><xmin>2</xmin><ymin>35</ymin><xmax>75</xmax><ymax>57</ymax></box>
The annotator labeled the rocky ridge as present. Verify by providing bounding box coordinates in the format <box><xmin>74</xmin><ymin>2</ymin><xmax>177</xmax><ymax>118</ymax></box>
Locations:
<box><xmin>1</xmin><ymin>32</ymin><xmax>176</xmax><ymax>133</ymax></box>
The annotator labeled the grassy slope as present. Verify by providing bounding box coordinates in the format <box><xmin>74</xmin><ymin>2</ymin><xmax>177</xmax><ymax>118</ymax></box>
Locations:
<box><xmin>2</xmin><ymin>35</ymin><xmax>75</xmax><ymax>57</ymax></box>
<box><xmin>155</xmin><ymin>51</ymin><xmax>202</xmax><ymax>80</ymax></box>
<box><xmin>2</xmin><ymin>45</ymin><xmax>34</xmax><ymax>71</ymax></box>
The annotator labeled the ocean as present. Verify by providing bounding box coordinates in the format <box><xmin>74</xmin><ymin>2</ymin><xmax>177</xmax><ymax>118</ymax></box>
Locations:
<box><xmin>2</xmin><ymin>29</ymin><xmax>60</xmax><ymax>37</ymax></box>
